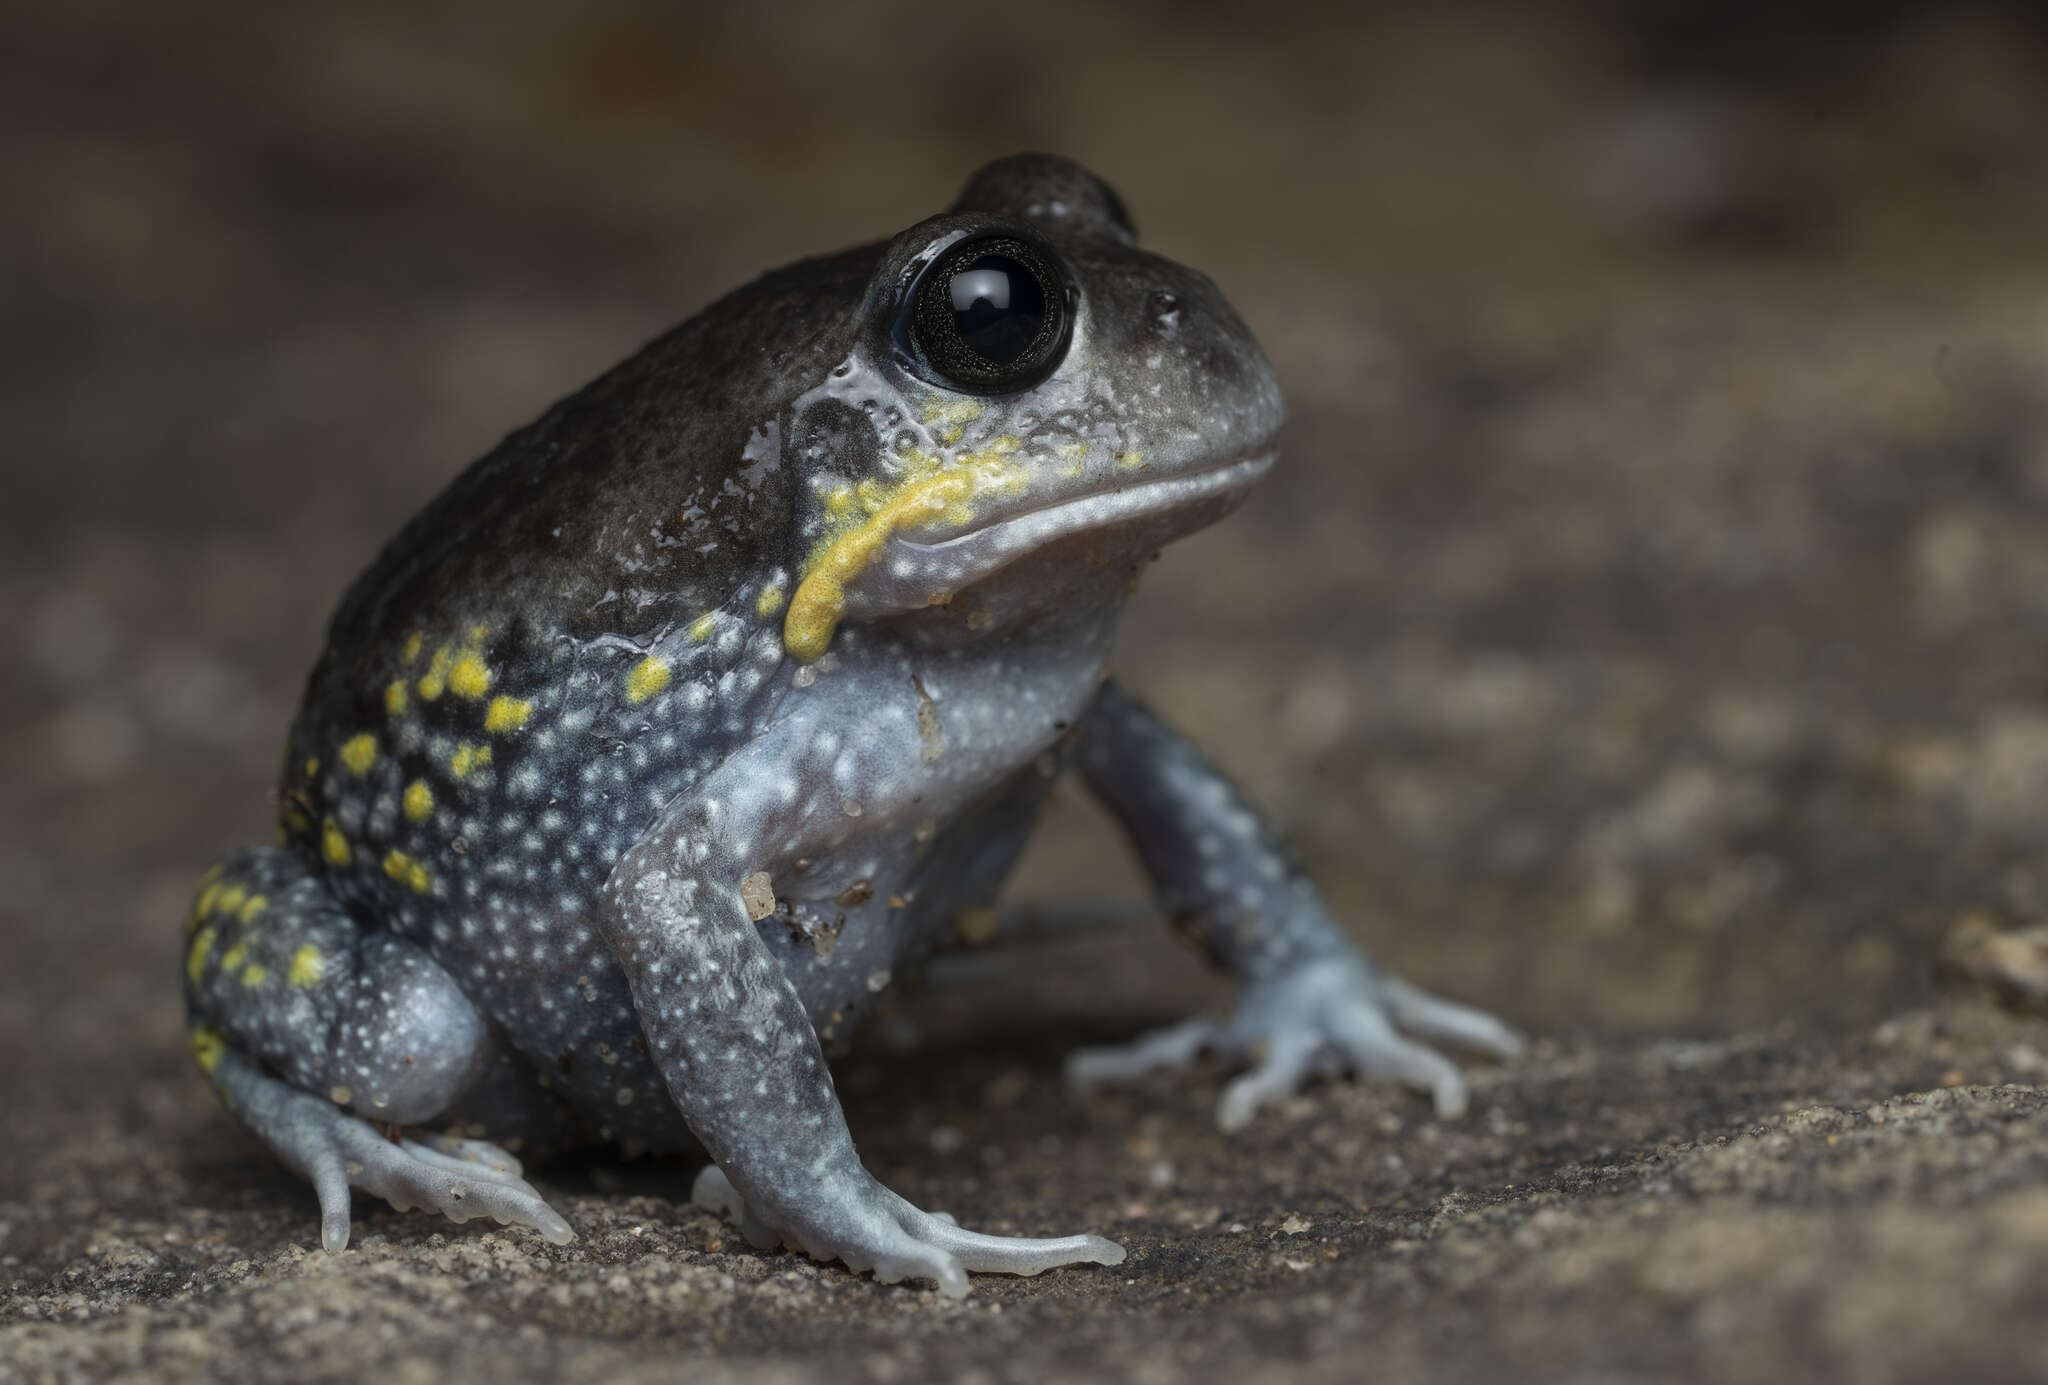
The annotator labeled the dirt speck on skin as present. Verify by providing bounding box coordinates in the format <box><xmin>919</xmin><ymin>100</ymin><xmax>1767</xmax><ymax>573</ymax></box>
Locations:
<box><xmin>9</xmin><ymin>3</ymin><xmax>2048</xmax><ymax>1383</ymax></box>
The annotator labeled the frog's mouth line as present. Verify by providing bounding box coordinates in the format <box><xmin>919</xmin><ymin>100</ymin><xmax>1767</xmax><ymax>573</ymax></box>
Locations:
<box><xmin>854</xmin><ymin>447</ymin><xmax>1276</xmax><ymax>611</ymax></box>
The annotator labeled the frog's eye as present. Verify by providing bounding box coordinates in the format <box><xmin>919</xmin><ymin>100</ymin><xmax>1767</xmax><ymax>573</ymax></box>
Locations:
<box><xmin>902</xmin><ymin>233</ymin><xmax>1074</xmax><ymax>396</ymax></box>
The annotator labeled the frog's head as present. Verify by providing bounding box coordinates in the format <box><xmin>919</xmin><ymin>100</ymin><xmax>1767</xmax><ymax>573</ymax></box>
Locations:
<box><xmin>778</xmin><ymin>154</ymin><xmax>1283</xmax><ymax>662</ymax></box>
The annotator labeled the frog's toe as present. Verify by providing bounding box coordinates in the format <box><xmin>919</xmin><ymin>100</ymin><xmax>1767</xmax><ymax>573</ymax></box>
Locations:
<box><xmin>898</xmin><ymin>1207</ymin><xmax>1126</xmax><ymax>1278</ymax></box>
<box><xmin>691</xmin><ymin>1165</ymin><xmax>785</xmax><ymax>1249</ymax></box>
<box><xmin>692</xmin><ymin>1165</ymin><xmax>1124</xmax><ymax>1295</ymax></box>
<box><xmin>1215</xmin><ymin>1028</ymin><xmax>1318</xmax><ymax>1133</ymax></box>
<box><xmin>396</xmin><ymin>1133</ymin><xmax>529</xmax><ymax>1184</ymax></box>
<box><xmin>1320</xmin><ymin>997</ymin><xmax>1470</xmax><ymax>1120</ymax></box>
<box><xmin>1378</xmin><ymin>977</ymin><xmax>1526</xmax><ymax>1061</ymax></box>
<box><xmin>1062</xmin><ymin>1017</ymin><xmax>1224</xmax><ymax>1089</ymax></box>
<box><xmin>412</xmin><ymin>1132</ymin><xmax>527</xmax><ymax>1178</ymax></box>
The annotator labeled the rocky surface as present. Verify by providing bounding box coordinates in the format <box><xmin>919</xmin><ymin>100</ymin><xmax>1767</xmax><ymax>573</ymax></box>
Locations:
<box><xmin>8</xmin><ymin>3</ymin><xmax>2048</xmax><ymax>1382</ymax></box>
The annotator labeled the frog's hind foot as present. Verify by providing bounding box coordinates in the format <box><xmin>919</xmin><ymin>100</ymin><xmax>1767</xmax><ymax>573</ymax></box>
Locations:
<box><xmin>209</xmin><ymin>1045</ymin><xmax>574</xmax><ymax>1251</ymax></box>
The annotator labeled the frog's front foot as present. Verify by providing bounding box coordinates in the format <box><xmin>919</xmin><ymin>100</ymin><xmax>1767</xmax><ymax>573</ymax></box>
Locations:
<box><xmin>1065</xmin><ymin>956</ymin><xmax>1523</xmax><ymax>1132</ymax></box>
<box><xmin>691</xmin><ymin>1164</ymin><xmax>1124</xmax><ymax>1297</ymax></box>
<box><xmin>212</xmin><ymin>1048</ymin><xmax>575</xmax><ymax>1251</ymax></box>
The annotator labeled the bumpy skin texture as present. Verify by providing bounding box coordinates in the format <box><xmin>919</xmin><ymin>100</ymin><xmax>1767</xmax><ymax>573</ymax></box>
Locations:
<box><xmin>181</xmin><ymin>153</ymin><xmax>1519</xmax><ymax>1295</ymax></box>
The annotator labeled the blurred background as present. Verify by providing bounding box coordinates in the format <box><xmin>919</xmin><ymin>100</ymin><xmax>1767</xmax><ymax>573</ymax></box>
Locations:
<box><xmin>9</xmin><ymin>0</ymin><xmax>2048</xmax><ymax>1201</ymax></box>
<box><xmin>11</xmin><ymin>2</ymin><xmax>2048</xmax><ymax>1378</ymax></box>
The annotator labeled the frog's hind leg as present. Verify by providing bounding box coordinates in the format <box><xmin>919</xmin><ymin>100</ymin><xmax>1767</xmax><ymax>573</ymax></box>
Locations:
<box><xmin>182</xmin><ymin>847</ymin><xmax>574</xmax><ymax>1250</ymax></box>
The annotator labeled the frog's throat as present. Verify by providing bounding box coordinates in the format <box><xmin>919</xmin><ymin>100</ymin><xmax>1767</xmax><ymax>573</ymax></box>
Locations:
<box><xmin>784</xmin><ymin>462</ymin><xmax>1017</xmax><ymax>662</ymax></box>
<box><xmin>781</xmin><ymin>448</ymin><xmax>1275</xmax><ymax>663</ymax></box>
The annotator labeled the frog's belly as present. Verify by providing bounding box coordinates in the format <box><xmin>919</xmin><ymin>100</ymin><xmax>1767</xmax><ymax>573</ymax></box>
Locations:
<box><xmin>759</xmin><ymin>763</ymin><xmax>1060</xmax><ymax>1032</ymax></box>
<box><xmin>422</xmin><ymin>766</ymin><xmax>1059</xmax><ymax>1152</ymax></box>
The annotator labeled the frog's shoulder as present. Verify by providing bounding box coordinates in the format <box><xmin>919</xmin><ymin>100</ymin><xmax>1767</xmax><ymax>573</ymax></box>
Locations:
<box><xmin>321</xmin><ymin>242</ymin><xmax>883</xmax><ymax>667</ymax></box>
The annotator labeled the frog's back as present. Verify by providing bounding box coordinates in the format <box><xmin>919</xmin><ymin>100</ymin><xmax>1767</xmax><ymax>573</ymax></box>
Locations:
<box><xmin>276</xmin><ymin>245</ymin><xmax>876</xmax><ymax>982</ymax></box>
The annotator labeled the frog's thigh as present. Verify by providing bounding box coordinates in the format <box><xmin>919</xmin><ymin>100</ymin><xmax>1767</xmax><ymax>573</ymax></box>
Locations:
<box><xmin>187</xmin><ymin>851</ymin><xmax>488</xmax><ymax>1125</ymax></box>
<box><xmin>184</xmin><ymin>848</ymin><xmax>575</xmax><ymax>1249</ymax></box>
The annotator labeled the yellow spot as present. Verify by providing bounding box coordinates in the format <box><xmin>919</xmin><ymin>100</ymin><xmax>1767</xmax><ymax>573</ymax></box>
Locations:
<box><xmin>418</xmin><ymin>645</ymin><xmax>452</xmax><ymax>700</ymax></box>
<box><xmin>199</xmin><ymin>862</ymin><xmax>224</xmax><ymax>885</ymax></box>
<box><xmin>451</xmin><ymin>742</ymin><xmax>493</xmax><ymax>779</ymax></box>
<box><xmin>282</xmin><ymin>808</ymin><xmax>310</xmax><ymax>834</ymax></box>
<box><xmin>288</xmin><ymin>944</ymin><xmax>325</xmax><ymax>988</ymax></box>
<box><xmin>383</xmin><ymin>849</ymin><xmax>432</xmax><ymax>894</ymax></box>
<box><xmin>194</xmin><ymin>880</ymin><xmax>224</xmax><ymax>921</ymax></box>
<box><xmin>690</xmin><ymin>613</ymin><xmax>720</xmax><ymax>643</ymax></box>
<box><xmin>186</xmin><ymin>927</ymin><xmax>215</xmax><ymax>986</ymax></box>
<box><xmin>784</xmin><ymin>450</ymin><xmax>1026</xmax><ymax>661</ymax></box>
<box><xmin>239</xmin><ymin>894</ymin><xmax>268</xmax><ymax>925</ymax></box>
<box><xmin>304</xmin><ymin>757</ymin><xmax>320</xmax><ymax>779</ymax></box>
<box><xmin>923</xmin><ymin>397</ymin><xmax>983</xmax><ymax>443</ymax></box>
<box><xmin>1118</xmin><ymin>450</ymin><xmax>1147</xmax><ymax>469</ymax></box>
<box><xmin>219</xmin><ymin>941</ymin><xmax>248</xmax><ymax>972</ymax></box>
<box><xmin>240</xmin><ymin>964</ymin><xmax>270</xmax><ymax>987</ymax></box>
<box><xmin>402</xmin><ymin>632</ymin><xmax>424</xmax><ymax>664</ymax></box>
<box><xmin>755</xmin><ymin>583</ymin><xmax>786</xmax><ymax>618</ymax></box>
<box><xmin>321</xmin><ymin>818</ymin><xmax>351</xmax><ymax>866</ymax></box>
<box><xmin>385</xmin><ymin>679</ymin><xmax>409</xmax><ymax>716</ymax></box>
<box><xmin>823</xmin><ymin>485</ymin><xmax>857</xmax><ymax>520</ymax></box>
<box><xmin>448</xmin><ymin>650</ymin><xmax>492</xmax><ymax>699</ymax></box>
<box><xmin>484</xmin><ymin>696</ymin><xmax>531</xmax><ymax>733</ymax></box>
<box><xmin>403</xmin><ymin>780</ymin><xmax>435</xmax><ymax>822</ymax></box>
<box><xmin>216</xmin><ymin>884</ymin><xmax>247</xmax><ymax>918</ymax></box>
<box><xmin>627</xmin><ymin>656</ymin><xmax>672</xmax><ymax>703</ymax></box>
<box><xmin>339</xmin><ymin>733</ymin><xmax>378</xmax><ymax>775</ymax></box>
<box><xmin>189</xmin><ymin>1025</ymin><xmax>226</xmax><ymax>1074</ymax></box>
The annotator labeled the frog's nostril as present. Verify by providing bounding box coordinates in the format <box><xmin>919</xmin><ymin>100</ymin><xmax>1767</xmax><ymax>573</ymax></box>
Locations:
<box><xmin>1147</xmin><ymin>290</ymin><xmax>1181</xmax><ymax>335</ymax></box>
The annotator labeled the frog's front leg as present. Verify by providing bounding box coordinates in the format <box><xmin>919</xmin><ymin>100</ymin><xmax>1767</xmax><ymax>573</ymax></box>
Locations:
<box><xmin>596</xmin><ymin>718</ymin><xmax>1122</xmax><ymax>1296</ymax></box>
<box><xmin>1068</xmin><ymin>679</ymin><xmax>1522</xmax><ymax>1131</ymax></box>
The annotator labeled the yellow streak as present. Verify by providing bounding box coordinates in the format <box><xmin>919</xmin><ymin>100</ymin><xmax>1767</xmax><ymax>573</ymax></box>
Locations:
<box><xmin>321</xmin><ymin>818</ymin><xmax>351</xmax><ymax>866</ymax></box>
<box><xmin>783</xmin><ymin>455</ymin><xmax>1022</xmax><ymax>662</ymax></box>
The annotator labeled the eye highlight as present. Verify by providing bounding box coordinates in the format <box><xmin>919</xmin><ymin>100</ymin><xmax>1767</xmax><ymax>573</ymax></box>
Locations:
<box><xmin>902</xmin><ymin>233</ymin><xmax>1074</xmax><ymax>395</ymax></box>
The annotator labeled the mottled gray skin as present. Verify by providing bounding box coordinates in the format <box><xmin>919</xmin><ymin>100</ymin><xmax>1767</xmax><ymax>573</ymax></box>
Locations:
<box><xmin>181</xmin><ymin>154</ymin><xmax>1520</xmax><ymax>1295</ymax></box>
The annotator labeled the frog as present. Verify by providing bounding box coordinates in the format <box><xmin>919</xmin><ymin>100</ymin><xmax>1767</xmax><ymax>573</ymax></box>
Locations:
<box><xmin>180</xmin><ymin>153</ymin><xmax>1522</xmax><ymax>1296</ymax></box>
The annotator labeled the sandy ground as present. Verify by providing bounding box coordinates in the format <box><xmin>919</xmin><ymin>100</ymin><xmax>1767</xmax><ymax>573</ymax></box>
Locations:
<box><xmin>8</xmin><ymin>3</ymin><xmax>2048</xmax><ymax>1381</ymax></box>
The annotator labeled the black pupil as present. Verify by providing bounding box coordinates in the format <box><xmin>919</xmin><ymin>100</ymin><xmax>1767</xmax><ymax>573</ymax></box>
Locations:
<box><xmin>947</xmin><ymin>254</ymin><xmax>1045</xmax><ymax>364</ymax></box>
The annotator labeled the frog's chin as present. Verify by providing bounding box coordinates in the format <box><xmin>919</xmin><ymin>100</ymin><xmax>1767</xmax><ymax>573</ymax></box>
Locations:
<box><xmin>842</xmin><ymin>448</ymin><xmax>1277</xmax><ymax>617</ymax></box>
